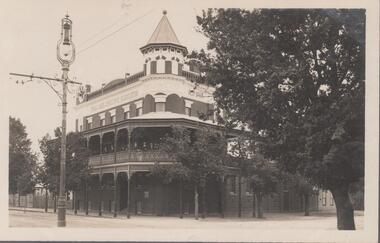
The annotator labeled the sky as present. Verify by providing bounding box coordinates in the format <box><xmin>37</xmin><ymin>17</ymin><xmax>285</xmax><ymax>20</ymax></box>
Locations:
<box><xmin>1</xmin><ymin>0</ymin><xmax>215</xmax><ymax>157</ymax></box>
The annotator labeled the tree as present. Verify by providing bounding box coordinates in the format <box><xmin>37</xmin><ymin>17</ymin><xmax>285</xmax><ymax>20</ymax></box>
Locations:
<box><xmin>151</xmin><ymin>126</ymin><xmax>227</xmax><ymax>219</ymax></box>
<box><xmin>9</xmin><ymin>117</ymin><xmax>37</xmax><ymax>196</ymax></box>
<box><xmin>38</xmin><ymin>128</ymin><xmax>89</xmax><ymax>204</ymax></box>
<box><xmin>195</xmin><ymin>9</ymin><xmax>364</xmax><ymax>230</ymax></box>
<box><xmin>229</xmin><ymin>135</ymin><xmax>280</xmax><ymax>218</ymax></box>
<box><xmin>285</xmin><ymin>173</ymin><xmax>318</xmax><ymax>216</ymax></box>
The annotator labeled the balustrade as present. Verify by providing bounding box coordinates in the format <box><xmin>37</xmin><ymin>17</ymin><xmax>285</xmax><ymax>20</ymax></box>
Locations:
<box><xmin>89</xmin><ymin>150</ymin><xmax>173</xmax><ymax>166</ymax></box>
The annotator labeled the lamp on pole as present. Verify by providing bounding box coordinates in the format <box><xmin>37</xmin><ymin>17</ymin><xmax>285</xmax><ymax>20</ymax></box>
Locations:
<box><xmin>56</xmin><ymin>14</ymin><xmax>76</xmax><ymax>227</ymax></box>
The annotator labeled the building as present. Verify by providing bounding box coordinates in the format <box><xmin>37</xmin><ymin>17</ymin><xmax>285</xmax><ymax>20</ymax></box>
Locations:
<box><xmin>72</xmin><ymin>11</ymin><xmax>319</xmax><ymax>217</ymax></box>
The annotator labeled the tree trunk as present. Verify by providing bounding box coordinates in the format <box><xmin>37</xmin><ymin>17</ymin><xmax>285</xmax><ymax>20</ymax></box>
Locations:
<box><xmin>252</xmin><ymin>192</ymin><xmax>256</xmax><ymax>218</ymax></box>
<box><xmin>201</xmin><ymin>185</ymin><xmax>206</xmax><ymax>219</ymax></box>
<box><xmin>194</xmin><ymin>185</ymin><xmax>199</xmax><ymax>220</ymax></box>
<box><xmin>331</xmin><ymin>186</ymin><xmax>356</xmax><ymax>230</ymax></box>
<box><xmin>179</xmin><ymin>179</ymin><xmax>183</xmax><ymax>219</ymax></box>
<box><xmin>304</xmin><ymin>193</ymin><xmax>310</xmax><ymax>216</ymax></box>
<box><xmin>44</xmin><ymin>188</ymin><xmax>48</xmax><ymax>213</ymax></box>
<box><xmin>256</xmin><ymin>193</ymin><xmax>263</xmax><ymax>218</ymax></box>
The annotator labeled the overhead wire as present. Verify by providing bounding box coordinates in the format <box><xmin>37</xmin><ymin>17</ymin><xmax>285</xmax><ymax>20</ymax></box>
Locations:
<box><xmin>77</xmin><ymin>8</ymin><xmax>155</xmax><ymax>56</ymax></box>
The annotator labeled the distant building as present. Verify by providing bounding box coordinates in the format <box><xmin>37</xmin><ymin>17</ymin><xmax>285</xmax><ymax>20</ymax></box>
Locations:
<box><xmin>72</xmin><ymin>11</ymin><xmax>319</xmax><ymax>217</ymax></box>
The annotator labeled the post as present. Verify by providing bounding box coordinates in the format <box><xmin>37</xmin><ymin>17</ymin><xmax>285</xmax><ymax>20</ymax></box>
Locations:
<box><xmin>127</xmin><ymin>171</ymin><xmax>131</xmax><ymax>219</ymax></box>
<box><xmin>194</xmin><ymin>185</ymin><xmax>199</xmax><ymax>220</ymax></box>
<box><xmin>113</xmin><ymin>175</ymin><xmax>117</xmax><ymax>217</ymax></box>
<box><xmin>98</xmin><ymin>176</ymin><xmax>103</xmax><ymax>216</ymax></box>
<box><xmin>45</xmin><ymin>188</ymin><xmax>48</xmax><ymax>213</ymax></box>
<box><xmin>85</xmin><ymin>178</ymin><xmax>89</xmax><ymax>216</ymax></box>
<box><xmin>220</xmin><ymin>176</ymin><xmax>225</xmax><ymax>218</ymax></box>
<box><xmin>57</xmin><ymin>65</ymin><xmax>68</xmax><ymax>227</ymax></box>
<box><xmin>179</xmin><ymin>179</ymin><xmax>183</xmax><ymax>219</ymax></box>
<box><xmin>238</xmin><ymin>175</ymin><xmax>242</xmax><ymax>218</ymax></box>
<box><xmin>74</xmin><ymin>190</ymin><xmax>77</xmax><ymax>215</ymax></box>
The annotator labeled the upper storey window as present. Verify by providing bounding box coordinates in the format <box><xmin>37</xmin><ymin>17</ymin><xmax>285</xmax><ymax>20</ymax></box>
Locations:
<box><xmin>99</xmin><ymin>113</ymin><xmax>105</xmax><ymax>126</ymax></box>
<box><xmin>185</xmin><ymin>100</ymin><xmax>193</xmax><ymax>116</ymax></box>
<box><xmin>87</xmin><ymin>117</ymin><xmax>93</xmax><ymax>130</ymax></box>
<box><xmin>122</xmin><ymin>104</ymin><xmax>130</xmax><ymax>120</ymax></box>
<box><xmin>155</xmin><ymin>102</ymin><xmax>165</xmax><ymax>112</ymax></box>
<box><xmin>109</xmin><ymin>109</ymin><xmax>116</xmax><ymax>124</ymax></box>
<box><xmin>135</xmin><ymin>100</ymin><xmax>143</xmax><ymax>117</ymax></box>
<box><xmin>150</xmin><ymin>61</ymin><xmax>157</xmax><ymax>74</ymax></box>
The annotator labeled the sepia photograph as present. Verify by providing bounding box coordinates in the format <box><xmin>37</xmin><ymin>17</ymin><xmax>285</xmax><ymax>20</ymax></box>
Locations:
<box><xmin>0</xmin><ymin>0</ymin><xmax>378</xmax><ymax>242</ymax></box>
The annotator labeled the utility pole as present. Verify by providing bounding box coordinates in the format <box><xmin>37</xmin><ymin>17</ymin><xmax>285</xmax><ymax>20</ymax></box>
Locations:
<box><xmin>9</xmin><ymin>13</ymin><xmax>78</xmax><ymax>227</ymax></box>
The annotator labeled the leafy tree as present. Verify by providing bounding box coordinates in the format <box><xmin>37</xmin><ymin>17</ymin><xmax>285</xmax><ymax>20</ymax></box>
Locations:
<box><xmin>38</xmin><ymin>128</ymin><xmax>89</xmax><ymax>200</ymax></box>
<box><xmin>151</xmin><ymin>126</ymin><xmax>227</xmax><ymax>219</ymax></box>
<box><xmin>195</xmin><ymin>9</ymin><xmax>364</xmax><ymax>230</ymax></box>
<box><xmin>229</xmin><ymin>135</ymin><xmax>280</xmax><ymax>218</ymax></box>
<box><xmin>9</xmin><ymin>116</ymin><xmax>37</xmax><ymax>195</ymax></box>
<box><xmin>285</xmin><ymin>173</ymin><xmax>318</xmax><ymax>216</ymax></box>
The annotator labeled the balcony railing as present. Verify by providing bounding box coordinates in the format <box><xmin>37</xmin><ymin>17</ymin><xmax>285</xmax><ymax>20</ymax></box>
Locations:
<box><xmin>89</xmin><ymin>150</ymin><xmax>174</xmax><ymax>167</ymax></box>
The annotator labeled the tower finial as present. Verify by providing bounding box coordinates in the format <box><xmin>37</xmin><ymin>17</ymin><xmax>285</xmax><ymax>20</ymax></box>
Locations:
<box><xmin>163</xmin><ymin>10</ymin><xmax>167</xmax><ymax>15</ymax></box>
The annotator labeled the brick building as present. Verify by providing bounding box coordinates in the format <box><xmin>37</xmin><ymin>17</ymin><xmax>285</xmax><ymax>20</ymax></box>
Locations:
<box><xmin>72</xmin><ymin>11</ymin><xmax>319</xmax><ymax>217</ymax></box>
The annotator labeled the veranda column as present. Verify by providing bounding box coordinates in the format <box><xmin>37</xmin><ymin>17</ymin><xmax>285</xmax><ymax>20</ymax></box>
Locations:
<box><xmin>85</xmin><ymin>178</ymin><xmax>89</xmax><ymax>216</ymax></box>
<box><xmin>98</xmin><ymin>175</ymin><xmax>103</xmax><ymax>216</ymax></box>
<box><xmin>127</xmin><ymin>170</ymin><xmax>132</xmax><ymax>219</ymax></box>
<box><xmin>73</xmin><ymin>190</ymin><xmax>77</xmax><ymax>215</ymax></box>
<box><xmin>113</xmin><ymin>128</ymin><xmax>118</xmax><ymax>218</ymax></box>
<box><xmin>45</xmin><ymin>188</ymin><xmax>48</xmax><ymax>213</ymax></box>
<box><xmin>179</xmin><ymin>178</ymin><xmax>183</xmax><ymax>219</ymax></box>
<box><xmin>220</xmin><ymin>175</ymin><xmax>225</xmax><ymax>218</ymax></box>
<box><xmin>113</xmin><ymin>173</ymin><xmax>118</xmax><ymax>217</ymax></box>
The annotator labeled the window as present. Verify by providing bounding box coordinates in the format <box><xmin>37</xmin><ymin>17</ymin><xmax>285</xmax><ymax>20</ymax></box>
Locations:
<box><xmin>136</xmin><ymin>107</ymin><xmax>142</xmax><ymax>117</ymax></box>
<box><xmin>110</xmin><ymin>115</ymin><xmax>116</xmax><ymax>124</ymax></box>
<box><xmin>87</xmin><ymin>121</ymin><xmax>92</xmax><ymax>129</ymax></box>
<box><xmin>185</xmin><ymin>107</ymin><xmax>191</xmax><ymax>116</ymax></box>
<box><xmin>155</xmin><ymin>102</ymin><xmax>165</xmax><ymax>112</ymax></box>
<box><xmin>322</xmin><ymin>190</ymin><xmax>327</xmax><ymax>206</ymax></box>
<box><xmin>150</xmin><ymin>61</ymin><xmax>157</xmax><ymax>74</ymax></box>
<box><xmin>165</xmin><ymin>61</ymin><xmax>172</xmax><ymax>74</ymax></box>
<box><xmin>124</xmin><ymin>111</ymin><xmax>130</xmax><ymax>119</ymax></box>
<box><xmin>100</xmin><ymin>118</ymin><xmax>105</xmax><ymax>126</ymax></box>
<box><xmin>330</xmin><ymin>194</ymin><xmax>334</xmax><ymax>206</ymax></box>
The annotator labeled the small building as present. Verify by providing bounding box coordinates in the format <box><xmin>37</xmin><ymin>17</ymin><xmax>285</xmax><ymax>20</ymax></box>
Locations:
<box><xmin>72</xmin><ymin>11</ymin><xmax>318</xmax><ymax>217</ymax></box>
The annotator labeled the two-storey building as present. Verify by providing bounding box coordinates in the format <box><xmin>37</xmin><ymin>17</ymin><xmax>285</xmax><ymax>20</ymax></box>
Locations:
<box><xmin>72</xmin><ymin>11</ymin><xmax>319</xmax><ymax>218</ymax></box>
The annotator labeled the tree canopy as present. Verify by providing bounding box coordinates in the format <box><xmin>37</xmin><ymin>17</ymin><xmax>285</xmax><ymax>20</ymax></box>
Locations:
<box><xmin>38</xmin><ymin>128</ymin><xmax>89</xmax><ymax>194</ymax></box>
<box><xmin>195</xmin><ymin>9</ymin><xmax>364</xmax><ymax>230</ymax></box>
<box><xmin>9</xmin><ymin>116</ymin><xmax>37</xmax><ymax>194</ymax></box>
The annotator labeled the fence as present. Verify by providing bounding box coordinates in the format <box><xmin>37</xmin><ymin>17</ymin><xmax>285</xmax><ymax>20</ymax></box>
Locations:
<box><xmin>9</xmin><ymin>192</ymin><xmax>73</xmax><ymax>209</ymax></box>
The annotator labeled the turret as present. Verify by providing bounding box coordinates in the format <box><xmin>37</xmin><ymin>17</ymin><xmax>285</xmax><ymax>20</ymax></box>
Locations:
<box><xmin>140</xmin><ymin>10</ymin><xmax>187</xmax><ymax>76</ymax></box>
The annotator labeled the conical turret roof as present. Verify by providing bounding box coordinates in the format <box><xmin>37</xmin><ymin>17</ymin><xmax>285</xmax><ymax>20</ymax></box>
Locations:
<box><xmin>147</xmin><ymin>10</ymin><xmax>181</xmax><ymax>45</ymax></box>
<box><xmin>140</xmin><ymin>10</ymin><xmax>187</xmax><ymax>54</ymax></box>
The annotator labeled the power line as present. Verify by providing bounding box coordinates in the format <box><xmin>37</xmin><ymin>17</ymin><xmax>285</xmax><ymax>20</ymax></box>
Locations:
<box><xmin>77</xmin><ymin>8</ymin><xmax>155</xmax><ymax>55</ymax></box>
<box><xmin>78</xmin><ymin>13</ymin><xmax>129</xmax><ymax>48</ymax></box>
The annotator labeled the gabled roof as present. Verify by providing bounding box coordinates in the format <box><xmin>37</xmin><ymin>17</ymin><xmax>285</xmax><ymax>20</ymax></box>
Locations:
<box><xmin>146</xmin><ymin>11</ymin><xmax>181</xmax><ymax>45</ymax></box>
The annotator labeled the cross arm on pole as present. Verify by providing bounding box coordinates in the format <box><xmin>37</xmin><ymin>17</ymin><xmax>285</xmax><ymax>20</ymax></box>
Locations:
<box><xmin>9</xmin><ymin>72</ymin><xmax>82</xmax><ymax>85</ymax></box>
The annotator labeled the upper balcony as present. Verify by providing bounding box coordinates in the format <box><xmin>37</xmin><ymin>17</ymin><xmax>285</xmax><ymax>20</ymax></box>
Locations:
<box><xmin>89</xmin><ymin>149</ymin><xmax>174</xmax><ymax>167</ymax></box>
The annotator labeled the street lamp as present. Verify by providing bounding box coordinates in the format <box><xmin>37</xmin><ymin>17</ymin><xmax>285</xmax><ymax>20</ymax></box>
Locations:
<box><xmin>56</xmin><ymin>14</ymin><xmax>75</xmax><ymax>227</ymax></box>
